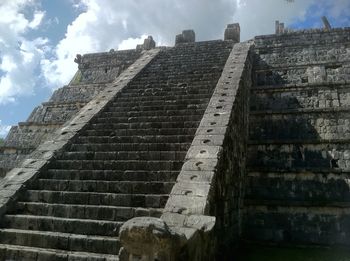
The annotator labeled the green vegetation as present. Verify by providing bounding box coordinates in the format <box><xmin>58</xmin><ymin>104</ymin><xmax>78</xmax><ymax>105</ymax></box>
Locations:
<box><xmin>237</xmin><ymin>245</ymin><xmax>350</xmax><ymax>261</ymax></box>
<box><xmin>69</xmin><ymin>70</ymin><xmax>83</xmax><ymax>85</ymax></box>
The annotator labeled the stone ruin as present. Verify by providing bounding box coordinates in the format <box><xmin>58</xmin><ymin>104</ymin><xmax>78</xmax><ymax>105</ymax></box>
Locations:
<box><xmin>0</xmin><ymin>19</ymin><xmax>349</xmax><ymax>260</ymax></box>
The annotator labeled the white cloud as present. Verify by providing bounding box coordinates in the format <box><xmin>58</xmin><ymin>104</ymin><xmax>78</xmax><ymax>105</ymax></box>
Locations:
<box><xmin>315</xmin><ymin>0</ymin><xmax>350</xmax><ymax>25</ymax></box>
<box><xmin>0</xmin><ymin>120</ymin><xmax>11</xmax><ymax>138</ymax></box>
<box><xmin>234</xmin><ymin>0</ymin><xmax>350</xmax><ymax>40</ymax></box>
<box><xmin>41</xmin><ymin>0</ymin><xmax>236</xmax><ymax>87</ymax></box>
<box><xmin>0</xmin><ymin>0</ymin><xmax>47</xmax><ymax>105</ymax></box>
<box><xmin>118</xmin><ymin>35</ymin><xmax>147</xmax><ymax>51</ymax></box>
<box><xmin>234</xmin><ymin>0</ymin><xmax>316</xmax><ymax>40</ymax></box>
<box><xmin>29</xmin><ymin>10</ymin><xmax>45</xmax><ymax>29</ymax></box>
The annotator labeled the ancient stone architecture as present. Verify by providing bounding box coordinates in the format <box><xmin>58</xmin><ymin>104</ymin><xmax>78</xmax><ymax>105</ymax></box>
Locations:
<box><xmin>0</xmin><ymin>21</ymin><xmax>349</xmax><ymax>260</ymax></box>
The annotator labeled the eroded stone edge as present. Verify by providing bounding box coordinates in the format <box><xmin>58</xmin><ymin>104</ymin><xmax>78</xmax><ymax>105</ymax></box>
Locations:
<box><xmin>159</xmin><ymin>42</ymin><xmax>253</xmax><ymax>243</ymax></box>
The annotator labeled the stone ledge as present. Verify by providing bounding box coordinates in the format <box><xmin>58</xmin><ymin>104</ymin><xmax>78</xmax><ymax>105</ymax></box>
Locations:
<box><xmin>248</xmin><ymin>138</ymin><xmax>350</xmax><ymax>145</ymax></box>
<box><xmin>247</xmin><ymin>167</ymin><xmax>348</xmax><ymax>174</ymax></box>
<box><xmin>247</xmin><ymin>171</ymin><xmax>350</xmax><ymax>179</ymax></box>
<box><xmin>244</xmin><ymin>205</ymin><xmax>350</xmax><ymax>215</ymax></box>
<box><xmin>63</xmin><ymin>82</ymin><xmax>107</xmax><ymax>88</ymax></box>
<box><xmin>254</xmin><ymin>61</ymin><xmax>350</xmax><ymax>72</ymax></box>
<box><xmin>250</xmin><ymin>106</ymin><xmax>350</xmax><ymax>115</ymax></box>
<box><xmin>17</xmin><ymin>122</ymin><xmax>64</xmax><ymax>127</ymax></box>
<box><xmin>41</xmin><ymin>101</ymin><xmax>88</xmax><ymax>107</ymax></box>
<box><xmin>0</xmin><ymin>147</ymin><xmax>35</xmax><ymax>153</ymax></box>
<box><xmin>251</xmin><ymin>81</ymin><xmax>350</xmax><ymax>92</ymax></box>
<box><xmin>255</xmin><ymin>40</ymin><xmax>350</xmax><ymax>51</ymax></box>
<box><xmin>255</xmin><ymin>27</ymin><xmax>350</xmax><ymax>39</ymax></box>
<box><xmin>254</xmin><ymin>38</ymin><xmax>350</xmax><ymax>51</ymax></box>
<box><xmin>245</xmin><ymin>199</ymin><xmax>350</xmax><ymax>209</ymax></box>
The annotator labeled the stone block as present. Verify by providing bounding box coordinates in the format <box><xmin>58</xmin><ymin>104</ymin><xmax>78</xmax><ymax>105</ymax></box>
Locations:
<box><xmin>185</xmin><ymin>145</ymin><xmax>222</xmax><ymax>159</ymax></box>
<box><xmin>181</xmin><ymin>158</ymin><xmax>219</xmax><ymax>172</ymax></box>
<box><xmin>164</xmin><ymin>194</ymin><xmax>208</xmax><ymax>215</ymax></box>
<box><xmin>176</xmin><ymin>170</ymin><xmax>215</xmax><ymax>184</ymax></box>
<box><xmin>137</xmin><ymin>36</ymin><xmax>156</xmax><ymax>50</ymax></box>
<box><xmin>224</xmin><ymin>23</ymin><xmax>240</xmax><ymax>42</ymax></box>
<box><xmin>170</xmin><ymin>182</ymin><xmax>211</xmax><ymax>197</ymax></box>
<box><xmin>175</xmin><ymin>30</ymin><xmax>195</xmax><ymax>45</ymax></box>
<box><xmin>307</xmin><ymin>66</ymin><xmax>327</xmax><ymax>83</ymax></box>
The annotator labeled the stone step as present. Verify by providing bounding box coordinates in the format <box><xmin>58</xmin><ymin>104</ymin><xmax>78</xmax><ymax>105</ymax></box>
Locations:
<box><xmin>248</xmin><ymin>138</ymin><xmax>350</xmax><ymax>145</ymax></box>
<box><xmin>81</xmin><ymin>128</ymin><xmax>196</xmax><ymax>137</ymax></box>
<box><xmin>124</xmin><ymin>81</ymin><xmax>217</xmax><ymax>90</ymax></box>
<box><xmin>127</xmin><ymin>69</ymin><xmax>220</xmax><ymax>77</ymax></box>
<box><xmin>248</xmin><ymin>111</ymin><xmax>350</xmax><ymax>141</ymax></box>
<box><xmin>247</xmin><ymin>143</ymin><xmax>349</xmax><ymax>171</ymax></box>
<box><xmin>50</xmin><ymin>159</ymin><xmax>184</xmax><ymax>171</ymax></box>
<box><xmin>41</xmin><ymin>170</ymin><xmax>179</xmax><ymax>182</ymax></box>
<box><xmin>100</xmin><ymin>108</ymin><xmax>205</xmax><ymax>118</ymax></box>
<box><xmin>15</xmin><ymin>202</ymin><xmax>163</xmax><ymax>221</ymax></box>
<box><xmin>0</xmin><ymin>244</ymin><xmax>119</xmax><ymax>261</ymax></box>
<box><xmin>69</xmin><ymin>143</ymin><xmax>190</xmax><ymax>152</ymax></box>
<box><xmin>93</xmin><ymin>115</ymin><xmax>202</xmax><ymax>124</ymax></box>
<box><xmin>120</xmin><ymin>85</ymin><xmax>212</xmax><ymax>94</ymax></box>
<box><xmin>110</xmin><ymin>98</ymin><xmax>209</xmax><ymax>107</ymax></box>
<box><xmin>60</xmin><ymin>151</ymin><xmax>186</xmax><ymax>161</ymax></box>
<box><xmin>243</xmin><ymin>205</ymin><xmax>350</xmax><ymax>246</ymax></box>
<box><xmin>250</xmin><ymin>106</ymin><xmax>350</xmax><ymax>115</ymax></box>
<box><xmin>250</xmin><ymin>86</ymin><xmax>350</xmax><ymax>111</ymax></box>
<box><xmin>86</xmin><ymin>121</ymin><xmax>199</xmax><ymax>130</ymax></box>
<box><xmin>3</xmin><ymin>214</ymin><xmax>123</xmax><ymax>237</ymax></box>
<box><xmin>25</xmin><ymin>190</ymin><xmax>168</xmax><ymax>208</ymax></box>
<box><xmin>247</xmin><ymin>166</ymin><xmax>348</xmax><ymax>174</ymax></box>
<box><xmin>246</xmin><ymin>172</ymin><xmax>350</xmax><ymax>203</ymax></box>
<box><xmin>75</xmin><ymin>134</ymin><xmax>194</xmax><ymax>144</ymax></box>
<box><xmin>118</xmin><ymin>89</ymin><xmax>212</xmax><ymax>97</ymax></box>
<box><xmin>244</xmin><ymin>199</ymin><xmax>350</xmax><ymax>208</ymax></box>
<box><xmin>31</xmin><ymin>179</ymin><xmax>175</xmax><ymax>195</ymax></box>
<box><xmin>105</xmin><ymin>103</ymin><xmax>206</xmax><ymax>112</ymax></box>
<box><xmin>0</xmin><ymin>228</ymin><xmax>120</xmax><ymax>255</ymax></box>
<box><xmin>113</xmin><ymin>93</ymin><xmax>211</xmax><ymax>102</ymax></box>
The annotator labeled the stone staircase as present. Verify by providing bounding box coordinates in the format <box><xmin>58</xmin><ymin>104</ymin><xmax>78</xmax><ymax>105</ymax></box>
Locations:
<box><xmin>0</xmin><ymin>49</ymin><xmax>143</xmax><ymax>178</ymax></box>
<box><xmin>244</xmin><ymin>31</ymin><xmax>350</xmax><ymax>245</ymax></box>
<box><xmin>0</xmin><ymin>40</ymin><xmax>233</xmax><ymax>260</ymax></box>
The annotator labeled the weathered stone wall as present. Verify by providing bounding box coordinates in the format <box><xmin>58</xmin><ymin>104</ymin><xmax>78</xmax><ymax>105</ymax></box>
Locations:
<box><xmin>254</xmin><ymin>29</ymin><xmax>350</xmax><ymax>87</ymax></box>
<box><xmin>209</xmin><ymin>42</ymin><xmax>252</xmax><ymax>258</ymax></box>
<box><xmin>73</xmin><ymin>49</ymin><xmax>143</xmax><ymax>84</ymax></box>
<box><xmin>254</xmin><ymin>28</ymin><xmax>350</xmax><ymax>48</ymax></box>
<box><xmin>244</xmin><ymin>28</ymin><xmax>350</xmax><ymax>247</ymax></box>
<box><xmin>249</xmin><ymin>111</ymin><xmax>350</xmax><ymax>141</ymax></box>
<box><xmin>251</xmin><ymin>83</ymin><xmax>350</xmax><ymax>110</ymax></box>
<box><xmin>256</xmin><ymin>66</ymin><xmax>350</xmax><ymax>86</ymax></box>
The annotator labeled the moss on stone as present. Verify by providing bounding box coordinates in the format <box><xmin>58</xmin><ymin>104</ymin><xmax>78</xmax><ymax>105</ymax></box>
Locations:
<box><xmin>69</xmin><ymin>70</ymin><xmax>82</xmax><ymax>85</ymax></box>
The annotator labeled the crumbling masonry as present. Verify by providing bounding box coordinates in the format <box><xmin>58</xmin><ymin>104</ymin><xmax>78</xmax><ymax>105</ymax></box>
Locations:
<box><xmin>0</xmin><ymin>22</ymin><xmax>349</xmax><ymax>260</ymax></box>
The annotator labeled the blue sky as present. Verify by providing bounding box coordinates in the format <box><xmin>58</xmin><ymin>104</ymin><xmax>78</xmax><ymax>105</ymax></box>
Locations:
<box><xmin>0</xmin><ymin>0</ymin><xmax>349</xmax><ymax>138</ymax></box>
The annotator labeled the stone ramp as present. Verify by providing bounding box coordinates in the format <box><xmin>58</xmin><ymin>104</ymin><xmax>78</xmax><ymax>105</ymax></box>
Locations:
<box><xmin>244</xmin><ymin>30</ymin><xmax>350</xmax><ymax>246</ymax></box>
<box><xmin>0</xmin><ymin>40</ymin><xmax>233</xmax><ymax>260</ymax></box>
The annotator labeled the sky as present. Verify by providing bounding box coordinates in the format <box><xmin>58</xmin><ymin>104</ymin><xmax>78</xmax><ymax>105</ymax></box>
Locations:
<box><xmin>0</xmin><ymin>0</ymin><xmax>349</xmax><ymax>138</ymax></box>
